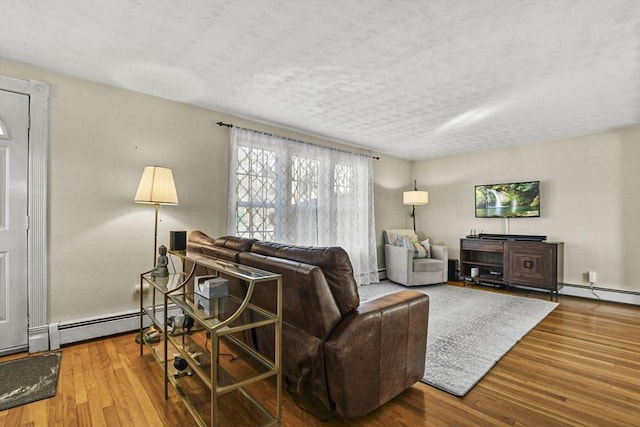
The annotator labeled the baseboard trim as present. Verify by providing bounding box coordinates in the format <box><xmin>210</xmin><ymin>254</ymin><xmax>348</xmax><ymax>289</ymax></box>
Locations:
<box><xmin>559</xmin><ymin>283</ymin><xmax>640</xmax><ymax>305</ymax></box>
<box><xmin>48</xmin><ymin>305</ymin><xmax>181</xmax><ymax>349</ymax></box>
<box><xmin>28</xmin><ymin>325</ymin><xmax>50</xmax><ymax>353</ymax></box>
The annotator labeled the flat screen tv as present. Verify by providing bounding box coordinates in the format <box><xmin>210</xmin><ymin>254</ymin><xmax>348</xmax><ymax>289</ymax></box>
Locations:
<box><xmin>475</xmin><ymin>181</ymin><xmax>540</xmax><ymax>218</ymax></box>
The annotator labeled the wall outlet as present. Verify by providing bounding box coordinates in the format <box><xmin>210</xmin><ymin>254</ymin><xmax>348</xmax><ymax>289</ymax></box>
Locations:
<box><xmin>134</xmin><ymin>283</ymin><xmax>150</xmax><ymax>294</ymax></box>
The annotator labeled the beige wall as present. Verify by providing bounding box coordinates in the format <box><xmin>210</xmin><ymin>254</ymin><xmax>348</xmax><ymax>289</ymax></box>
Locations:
<box><xmin>373</xmin><ymin>154</ymin><xmax>413</xmax><ymax>265</ymax></box>
<box><xmin>0</xmin><ymin>59</ymin><xmax>408</xmax><ymax>323</ymax></box>
<box><xmin>2</xmin><ymin>58</ymin><xmax>636</xmax><ymax>327</ymax></box>
<box><xmin>411</xmin><ymin>126</ymin><xmax>640</xmax><ymax>293</ymax></box>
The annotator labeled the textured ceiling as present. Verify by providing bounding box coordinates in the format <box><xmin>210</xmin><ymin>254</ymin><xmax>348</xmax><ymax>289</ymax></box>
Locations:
<box><xmin>1</xmin><ymin>0</ymin><xmax>639</xmax><ymax>160</ymax></box>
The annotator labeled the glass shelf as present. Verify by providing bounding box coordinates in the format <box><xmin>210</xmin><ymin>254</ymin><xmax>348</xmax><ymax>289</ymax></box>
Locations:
<box><xmin>170</xmin><ymin>250</ymin><xmax>280</xmax><ymax>283</ymax></box>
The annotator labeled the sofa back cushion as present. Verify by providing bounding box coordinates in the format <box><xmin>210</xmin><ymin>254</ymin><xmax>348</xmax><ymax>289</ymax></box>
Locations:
<box><xmin>215</xmin><ymin>235</ymin><xmax>257</xmax><ymax>252</ymax></box>
<box><xmin>187</xmin><ymin>231</ymin><xmax>257</xmax><ymax>262</ymax></box>
<box><xmin>239</xmin><ymin>252</ymin><xmax>342</xmax><ymax>341</ymax></box>
<box><xmin>250</xmin><ymin>241</ymin><xmax>360</xmax><ymax>315</ymax></box>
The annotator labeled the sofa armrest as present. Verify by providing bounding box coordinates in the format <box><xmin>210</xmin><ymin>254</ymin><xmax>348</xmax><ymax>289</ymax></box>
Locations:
<box><xmin>324</xmin><ymin>290</ymin><xmax>429</xmax><ymax>418</ymax></box>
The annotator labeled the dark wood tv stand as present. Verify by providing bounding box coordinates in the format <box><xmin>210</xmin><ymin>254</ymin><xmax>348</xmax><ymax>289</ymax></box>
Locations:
<box><xmin>460</xmin><ymin>238</ymin><xmax>564</xmax><ymax>300</ymax></box>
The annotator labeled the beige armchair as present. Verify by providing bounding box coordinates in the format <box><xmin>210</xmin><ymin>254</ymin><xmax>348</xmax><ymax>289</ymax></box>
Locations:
<box><xmin>383</xmin><ymin>229</ymin><xmax>448</xmax><ymax>286</ymax></box>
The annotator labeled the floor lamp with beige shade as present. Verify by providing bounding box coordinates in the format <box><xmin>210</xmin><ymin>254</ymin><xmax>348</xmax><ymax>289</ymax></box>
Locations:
<box><xmin>403</xmin><ymin>180</ymin><xmax>428</xmax><ymax>232</ymax></box>
<box><xmin>134</xmin><ymin>166</ymin><xmax>179</xmax><ymax>266</ymax></box>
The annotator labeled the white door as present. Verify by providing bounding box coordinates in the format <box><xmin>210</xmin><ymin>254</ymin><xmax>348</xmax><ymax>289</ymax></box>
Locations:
<box><xmin>0</xmin><ymin>89</ymin><xmax>29</xmax><ymax>354</ymax></box>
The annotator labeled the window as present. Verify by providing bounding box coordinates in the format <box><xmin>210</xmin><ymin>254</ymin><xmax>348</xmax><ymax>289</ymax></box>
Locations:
<box><xmin>291</xmin><ymin>155</ymin><xmax>318</xmax><ymax>205</ymax></box>
<box><xmin>235</xmin><ymin>146</ymin><xmax>277</xmax><ymax>241</ymax></box>
<box><xmin>228</xmin><ymin>127</ymin><xmax>378</xmax><ymax>285</ymax></box>
<box><xmin>334</xmin><ymin>164</ymin><xmax>353</xmax><ymax>195</ymax></box>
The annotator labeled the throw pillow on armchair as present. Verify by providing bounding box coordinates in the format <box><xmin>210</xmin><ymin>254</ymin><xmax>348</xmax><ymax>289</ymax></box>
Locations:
<box><xmin>396</xmin><ymin>235</ymin><xmax>431</xmax><ymax>258</ymax></box>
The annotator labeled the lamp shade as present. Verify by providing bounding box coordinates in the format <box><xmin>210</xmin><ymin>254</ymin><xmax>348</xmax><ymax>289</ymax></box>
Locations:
<box><xmin>403</xmin><ymin>190</ymin><xmax>428</xmax><ymax>205</ymax></box>
<box><xmin>134</xmin><ymin>166</ymin><xmax>178</xmax><ymax>205</ymax></box>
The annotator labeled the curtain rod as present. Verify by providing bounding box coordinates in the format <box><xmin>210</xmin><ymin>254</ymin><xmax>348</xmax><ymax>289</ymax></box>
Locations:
<box><xmin>216</xmin><ymin>121</ymin><xmax>380</xmax><ymax>160</ymax></box>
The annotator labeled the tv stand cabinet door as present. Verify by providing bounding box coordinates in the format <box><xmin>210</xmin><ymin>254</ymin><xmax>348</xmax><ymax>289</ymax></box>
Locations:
<box><xmin>503</xmin><ymin>242</ymin><xmax>560</xmax><ymax>290</ymax></box>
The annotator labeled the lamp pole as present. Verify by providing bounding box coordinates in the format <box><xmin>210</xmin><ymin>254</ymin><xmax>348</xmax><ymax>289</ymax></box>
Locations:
<box><xmin>411</xmin><ymin>204</ymin><xmax>417</xmax><ymax>232</ymax></box>
<box><xmin>153</xmin><ymin>203</ymin><xmax>159</xmax><ymax>266</ymax></box>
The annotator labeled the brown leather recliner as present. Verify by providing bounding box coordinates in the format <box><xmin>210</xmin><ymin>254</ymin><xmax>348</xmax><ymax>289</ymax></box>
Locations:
<box><xmin>185</xmin><ymin>232</ymin><xmax>429</xmax><ymax>419</ymax></box>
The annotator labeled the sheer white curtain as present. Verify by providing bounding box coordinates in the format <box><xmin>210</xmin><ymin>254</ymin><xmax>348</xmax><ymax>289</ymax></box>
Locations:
<box><xmin>228</xmin><ymin>127</ymin><xmax>379</xmax><ymax>285</ymax></box>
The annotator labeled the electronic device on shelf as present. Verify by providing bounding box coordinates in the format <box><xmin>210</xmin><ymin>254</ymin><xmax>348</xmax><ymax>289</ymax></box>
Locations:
<box><xmin>478</xmin><ymin>233</ymin><xmax>547</xmax><ymax>242</ymax></box>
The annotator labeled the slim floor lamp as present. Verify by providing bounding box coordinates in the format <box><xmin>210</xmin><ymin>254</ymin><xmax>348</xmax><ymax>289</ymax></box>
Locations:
<box><xmin>403</xmin><ymin>180</ymin><xmax>428</xmax><ymax>232</ymax></box>
<box><xmin>134</xmin><ymin>166</ymin><xmax>179</xmax><ymax>265</ymax></box>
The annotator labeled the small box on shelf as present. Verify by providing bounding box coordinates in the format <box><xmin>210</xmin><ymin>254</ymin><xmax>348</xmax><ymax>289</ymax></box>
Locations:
<box><xmin>194</xmin><ymin>294</ymin><xmax>226</xmax><ymax>317</ymax></box>
<box><xmin>195</xmin><ymin>277</ymin><xmax>229</xmax><ymax>299</ymax></box>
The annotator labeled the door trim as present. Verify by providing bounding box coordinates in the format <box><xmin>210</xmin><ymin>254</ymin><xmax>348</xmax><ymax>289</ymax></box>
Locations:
<box><xmin>0</xmin><ymin>75</ymin><xmax>49</xmax><ymax>352</ymax></box>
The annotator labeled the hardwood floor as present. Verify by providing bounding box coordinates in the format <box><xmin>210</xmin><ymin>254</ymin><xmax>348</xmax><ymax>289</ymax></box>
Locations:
<box><xmin>1</xmin><ymin>283</ymin><xmax>638</xmax><ymax>426</ymax></box>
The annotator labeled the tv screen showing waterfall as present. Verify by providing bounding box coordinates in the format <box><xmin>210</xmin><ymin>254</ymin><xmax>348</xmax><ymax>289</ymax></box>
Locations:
<box><xmin>475</xmin><ymin>181</ymin><xmax>540</xmax><ymax>218</ymax></box>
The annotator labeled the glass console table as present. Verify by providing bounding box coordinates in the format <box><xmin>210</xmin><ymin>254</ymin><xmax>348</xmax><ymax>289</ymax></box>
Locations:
<box><xmin>139</xmin><ymin>251</ymin><xmax>282</xmax><ymax>426</ymax></box>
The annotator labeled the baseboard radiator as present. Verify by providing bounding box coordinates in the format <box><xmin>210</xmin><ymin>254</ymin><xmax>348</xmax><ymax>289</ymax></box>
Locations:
<box><xmin>377</xmin><ymin>268</ymin><xmax>638</xmax><ymax>305</ymax></box>
<box><xmin>559</xmin><ymin>283</ymin><xmax>640</xmax><ymax>305</ymax></box>
<box><xmin>48</xmin><ymin>305</ymin><xmax>180</xmax><ymax>350</ymax></box>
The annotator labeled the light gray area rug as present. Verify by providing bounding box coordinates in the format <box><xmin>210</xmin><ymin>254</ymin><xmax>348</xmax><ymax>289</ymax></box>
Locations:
<box><xmin>359</xmin><ymin>283</ymin><xmax>558</xmax><ymax>396</ymax></box>
<box><xmin>0</xmin><ymin>352</ymin><xmax>61</xmax><ymax>411</ymax></box>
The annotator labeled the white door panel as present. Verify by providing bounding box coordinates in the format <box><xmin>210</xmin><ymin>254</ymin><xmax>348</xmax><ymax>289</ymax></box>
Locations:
<box><xmin>0</xmin><ymin>89</ymin><xmax>29</xmax><ymax>353</ymax></box>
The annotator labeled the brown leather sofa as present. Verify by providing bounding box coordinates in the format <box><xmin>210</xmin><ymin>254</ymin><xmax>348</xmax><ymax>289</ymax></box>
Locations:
<box><xmin>185</xmin><ymin>231</ymin><xmax>429</xmax><ymax>419</ymax></box>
